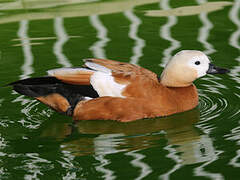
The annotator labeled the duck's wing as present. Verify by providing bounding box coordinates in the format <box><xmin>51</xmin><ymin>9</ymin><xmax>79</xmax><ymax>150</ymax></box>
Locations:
<box><xmin>47</xmin><ymin>67</ymin><xmax>94</xmax><ymax>85</ymax></box>
<box><xmin>48</xmin><ymin>58</ymin><xmax>158</xmax><ymax>98</ymax></box>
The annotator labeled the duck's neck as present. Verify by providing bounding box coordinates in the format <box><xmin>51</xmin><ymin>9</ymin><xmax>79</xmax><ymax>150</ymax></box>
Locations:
<box><xmin>159</xmin><ymin>70</ymin><xmax>193</xmax><ymax>87</ymax></box>
<box><xmin>160</xmin><ymin>75</ymin><xmax>193</xmax><ymax>87</ymax></box>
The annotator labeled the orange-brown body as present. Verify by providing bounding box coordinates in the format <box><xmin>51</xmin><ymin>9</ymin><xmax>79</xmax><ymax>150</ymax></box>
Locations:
<box><xmin>73</xmin><ymin>84</ymin><xmax>198</xmax><ymax>122</ymax></box>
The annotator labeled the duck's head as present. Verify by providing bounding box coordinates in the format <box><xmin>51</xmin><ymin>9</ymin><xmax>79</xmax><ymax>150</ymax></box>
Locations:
<box><xmin>160</xmin><ymin>50</ymin><xmax>229</xmax><ymax>87</ymax></box>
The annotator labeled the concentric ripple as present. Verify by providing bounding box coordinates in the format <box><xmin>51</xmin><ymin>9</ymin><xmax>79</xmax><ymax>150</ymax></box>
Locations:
<box><xmin>197</xmin><ymin>86</ymin><xmax>240</xmax><ymax>133</ymax></box>
<box><xmin>199</xmin><ymin>92</ymin><xmax>228</xmax><ymax>121</ymax></box>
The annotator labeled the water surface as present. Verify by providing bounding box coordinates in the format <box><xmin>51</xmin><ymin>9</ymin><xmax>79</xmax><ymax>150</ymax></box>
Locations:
<box><xmin>0</xmin><ymin>0</ymin><xmax>240</xmax><ymax>179</ymax></box>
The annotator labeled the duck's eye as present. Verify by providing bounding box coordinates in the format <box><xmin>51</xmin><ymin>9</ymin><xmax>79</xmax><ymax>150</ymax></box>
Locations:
<box><xmin>195</xmin><ymin>61</ymin><xmax>201</xmax><ymax>65</ymax></box>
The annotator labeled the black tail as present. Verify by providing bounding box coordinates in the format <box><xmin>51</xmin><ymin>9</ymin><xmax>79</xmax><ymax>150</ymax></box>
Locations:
<box><xmin>9</xmin><ymin>77</ymin><xmax>99</xmax><ymax>115</ymax></box>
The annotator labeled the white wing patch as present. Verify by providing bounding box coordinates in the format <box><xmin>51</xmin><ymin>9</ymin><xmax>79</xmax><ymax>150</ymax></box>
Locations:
<box><xmin>48</xmin><ymin>61</ymin><xmax>128</xmax><ymax>98</ymax></box>
<box><xmin>90</xmin><ymin>71</ymin><xmax>127</xmax><ymax>98</ymax></box>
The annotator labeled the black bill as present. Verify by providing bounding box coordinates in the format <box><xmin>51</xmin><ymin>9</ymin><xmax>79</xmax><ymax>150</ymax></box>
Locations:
<box><xmin>207</xmin><ymin>63</ymin><xmax>230</xmax><ymax>74</ymax></box>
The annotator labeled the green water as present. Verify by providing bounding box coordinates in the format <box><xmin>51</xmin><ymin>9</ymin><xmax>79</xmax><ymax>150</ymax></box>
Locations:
<box><xmin>0</xmin><ymin>0</ymin><xmax>240</xmax><ymax>179</ymax></box>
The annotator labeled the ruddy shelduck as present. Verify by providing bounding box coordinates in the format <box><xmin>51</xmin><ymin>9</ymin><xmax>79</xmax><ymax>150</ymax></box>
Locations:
<box><xmin>9</xmin><ymin>50</ymin><xmax>229</xmax><ymax>122</ymax></box>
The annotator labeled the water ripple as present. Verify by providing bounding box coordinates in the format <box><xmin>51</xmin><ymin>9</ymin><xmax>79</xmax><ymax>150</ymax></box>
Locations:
<box><xmin>199</xmin><ymin>93</ymin><xmax>228</xmax><ymax>121</ymax></box>
<box><xmin>197</xmin><ymin>83</ymin><xmax>240</xmax><ymax>134</ymax></box>
<box><xmin>17</xmin><ymin>99</ymin><xmax>52</xmax><ymax>129</ymax></box>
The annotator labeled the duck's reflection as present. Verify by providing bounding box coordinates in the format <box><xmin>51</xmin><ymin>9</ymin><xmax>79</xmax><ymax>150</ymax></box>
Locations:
<box><xmin>40</xmin><ymin>107</ymin><xmax>215</xmax><ymax>165</ymax></box>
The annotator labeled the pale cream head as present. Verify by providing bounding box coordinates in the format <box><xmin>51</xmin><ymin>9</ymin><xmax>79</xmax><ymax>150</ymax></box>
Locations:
<box><xmin>160</xmin><ymin>50</ymin><xmax>210</xmax><ymax>87</ymax></box>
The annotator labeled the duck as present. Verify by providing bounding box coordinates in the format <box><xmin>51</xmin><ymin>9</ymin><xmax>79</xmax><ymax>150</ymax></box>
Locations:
<box><xmin>8</xmin><ymin>50</ymin><xmax>229</xmax><ymax>122</ymax></box>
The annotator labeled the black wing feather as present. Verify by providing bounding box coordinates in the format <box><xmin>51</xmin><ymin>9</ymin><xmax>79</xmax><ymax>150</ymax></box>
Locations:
<box><xmin>9</xmin><ymin>76</ymin><xmax>99</xmax><ymax>110</ymax></box>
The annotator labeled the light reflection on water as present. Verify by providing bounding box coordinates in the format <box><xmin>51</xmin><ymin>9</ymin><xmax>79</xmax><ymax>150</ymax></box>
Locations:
<box><xmin>18</xmin><ymin>20</ymin><xmax>34</xmax><ymax>80</ymax></box>
<box><xmin>53</xmin><ymin>17</ymin><xmax>72</xmax><ymax>68</ymax></box>
<box><xmin>229</xmin><ymin>0</ymin><xmax>240</xmax><ymax>86</ymax></box>
<box><xmin>124</xmin><ymin>10</ymin><xmax>145</xmax><ymax>65</ymax></box>
<box><xmin>0</xmin><ymin>0</ymin><xmax>239</xmax><ymax>179</ymax></box>
<box><xmin>159</xmin><ymin>0</ymin><xmax>180</xmax><ymax>67</ymax></box>
<box><xmin>197</xmin><ymin>0</ymin><xmax>216</xmax><ymax>55</ymax></box>
<box><xmin>89</xmin><ymin>14</ymin><xmax>109</xmax><ymax>59</ymax></box>
<box><xmin>126</xmin><ymin>150</ymin><xmax>152</xmax><ymax>180</ymax></box>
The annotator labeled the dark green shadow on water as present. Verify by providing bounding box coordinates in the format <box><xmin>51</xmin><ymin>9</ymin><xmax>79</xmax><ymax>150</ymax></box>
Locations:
<box><xmin>39</xmin><ymin>106</ymin><xmax>200</xmax><ymax>137</ymax></box>
<box><xmin>24</xmin><ymin>107</ymin><xmax>201</xmax><ymax>159</ymax></box>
